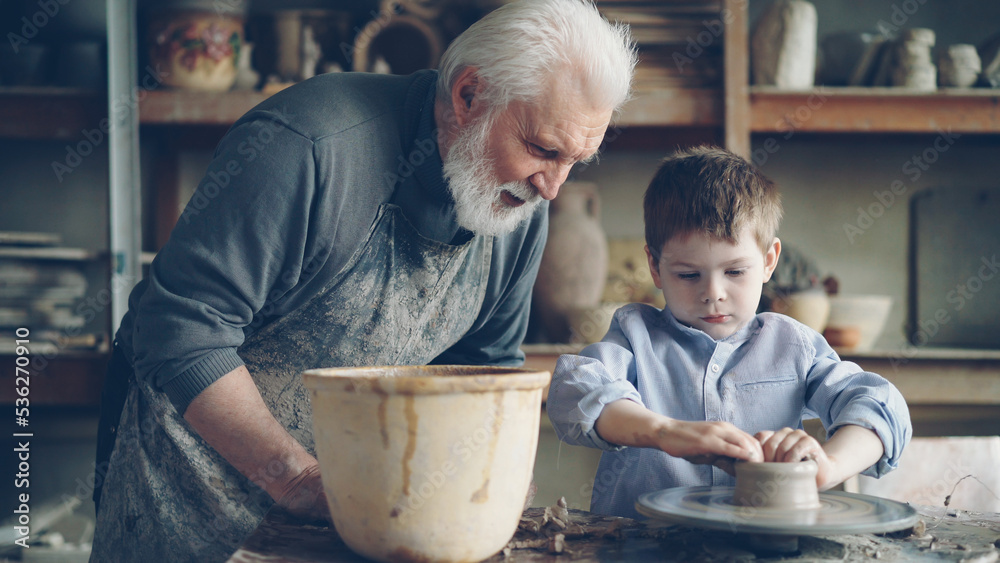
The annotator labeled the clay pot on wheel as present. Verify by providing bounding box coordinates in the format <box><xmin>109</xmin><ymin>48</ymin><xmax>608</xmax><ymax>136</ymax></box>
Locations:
<box><xmin>733</xmin><ymin>460</ymin><xmax>821</xmax><ymax>511</ymax></box>
<box><xmin>532</xmin><ymin>182</ymin><xmax>608</xmax><ymax>343</ymax></box>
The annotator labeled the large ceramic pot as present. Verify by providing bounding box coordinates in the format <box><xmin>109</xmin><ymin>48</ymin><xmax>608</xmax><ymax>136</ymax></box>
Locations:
<box><xmin>148</xmin><ymin>0</ymin><xmax>246</xmax><ymax>91</ymax></box>
<box><xmin>303</xmin><ymin>365</ymin><xmax>550</xmax><ymax>563</ymax></box>
<box><xmin>533</xmin><ymin>182</ymin><xmax>609</xmax><ymax>343</ymax></box>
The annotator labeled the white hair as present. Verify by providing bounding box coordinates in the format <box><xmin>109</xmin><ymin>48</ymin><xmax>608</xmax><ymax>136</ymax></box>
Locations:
<box><xmin>437</xmin><ymin>0</ymin><xmax>637</xmax><ymax>116</ymax></box>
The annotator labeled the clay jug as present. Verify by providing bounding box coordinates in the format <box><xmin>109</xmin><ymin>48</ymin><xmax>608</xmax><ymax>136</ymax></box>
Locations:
<box><xmin>533</xmin><ymin>182</ymin><xmax>608</xmax><ymax>342</ymax></box>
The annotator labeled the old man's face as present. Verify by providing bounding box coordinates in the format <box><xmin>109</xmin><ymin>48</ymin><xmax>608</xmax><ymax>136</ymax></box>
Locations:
<box><xmin>442</xmin><ymin>77</ymin><xmax>613</xmax><ymax>236</ymax></box>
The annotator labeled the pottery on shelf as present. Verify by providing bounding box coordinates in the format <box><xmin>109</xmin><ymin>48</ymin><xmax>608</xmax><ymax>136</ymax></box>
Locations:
<box><xmin>352</xmin><ymin>13</ymin><xmax>444</xmax><ymax>75</ymax></box>
<box><xmin>939</xmin><ymin>44</ymin><xmax>982</xmax><ymax>88</ymax></box>
<box><xmin>299</xmin><ymin>24</ymin><xmax>322</xmax><ymax>80</ymax></box>
<box><xmin>980</xmin><ymin>33</ymin><xmax>1000</xmax><ymax>87</ymax></box>
<box><xmin>532</xmin><ymin>182</ymin><xmax>609</xmax><ymax>343</ymax></box>
<box><xmin>824</xmin><ymin>294</ymin><xmax>892</xmax><ymax>352</ymax></box>
<box><xmin>566</xmin><ymin>302</ymin><xmax>628</xmax><ymax>345</ymax></box>
<box><xmin>770</xmin><ymin>289</ymin><xmax>830</xmax><ymax>333</ymax></box>
<box><xmin>733</xmin><ymin>460</ymin><xmax>821</xmax><ymax>511</ymax></box>
<box><xmin>890</xmin><ymin>28</ymin><xmax>937</xmax><ymax>91</ymax></box>
<box><xmin>231</xmin><ymin>41</ymin><xmax>260</xmax><ymax>90</ymax></box>
<box><xmin>273</xmin><ymin>10</ymin><xmax>303</xmax><ymax>82</ymax></box>
<box><xmin>148</xmin><ymin>0</ymin><xmax>246</xmax><ymax>92</ymax></box>
<box><xmin>303</xmin><ymin>365</ymin><xmax>550</xmax><ymax>563</ymax></box>
<box><xmin>751</xmin><ymin>0</ymin><xmax>818</xmax><ymax>89</ymax></box>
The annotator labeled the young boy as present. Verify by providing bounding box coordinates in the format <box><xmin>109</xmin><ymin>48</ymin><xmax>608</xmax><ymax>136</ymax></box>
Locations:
<box><xmin>547</xmin><ymin>146</ymin><xmax>911</xmax><ymax>519</ymax></box>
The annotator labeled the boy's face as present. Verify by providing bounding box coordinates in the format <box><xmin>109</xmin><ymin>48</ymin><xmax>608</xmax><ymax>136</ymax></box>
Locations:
<box><xmin>646</xmin><ymin>227</ymin><xmax>781</xmax><ymax>340</ymax></box>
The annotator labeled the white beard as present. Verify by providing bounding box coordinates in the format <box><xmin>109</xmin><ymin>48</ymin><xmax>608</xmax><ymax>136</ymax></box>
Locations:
<box><xmin>441</xmin><ymin>113</ymin><xmax>542</xmax><ymax>236</ymax></box>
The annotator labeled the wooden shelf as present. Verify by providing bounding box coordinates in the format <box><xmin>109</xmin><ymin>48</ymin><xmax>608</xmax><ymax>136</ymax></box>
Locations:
<box><xmin>0</xmin><ymin>87</ymin><xmax>106</xmax><ymax>140</ymax></box>
<box><xmin>139</xmin><ymin>87</ymin><xmax>724</xmax><ymax>129</ymax></box>
<box><xmin>0</xmin><ymin>246</ymin><xmax>104</xmax><ymax>261</ymax></box>
<box><xmin>618</xmin><ymin>88</ymin><xmax>723</xmax><ymax>128</ymax></box>
<box><xmin>139</xmin><ymin>89</ymin><xmax>271</xmax><ymax>124</ymax></box>
<box><xmin>0</xmin><ymin>352</ymin><xmax>107</xmax><ymax>406</ymax></box>
<box><xmin>751</xmin><ymin>86</ymin><xmax>1000</xmax><ymax>134</ymax></box>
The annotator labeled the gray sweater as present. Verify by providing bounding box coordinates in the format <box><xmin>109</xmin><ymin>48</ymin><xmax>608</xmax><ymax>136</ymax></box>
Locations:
<box><xmin>116</xmin><ymin>70</ymin><xmax>548</xmax><ymax>412</ymax></box>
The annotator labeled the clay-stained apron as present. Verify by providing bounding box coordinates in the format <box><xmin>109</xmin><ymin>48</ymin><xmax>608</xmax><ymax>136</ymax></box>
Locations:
<box><xmin>91</xmin><ymin>204</ymin><xmax>491</xmax><ymax>562</ymax></box>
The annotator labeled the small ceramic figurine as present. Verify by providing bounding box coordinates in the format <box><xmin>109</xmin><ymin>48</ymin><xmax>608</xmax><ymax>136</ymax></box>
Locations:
<box><xmin>232</xmin><ymin>41</ymin><xmax>260</xmax><ymax>90</ymax></box>
<box><xmin>751</xmin><ymin>0</ymin><xmax>818</xmax><ymax>89</ymax></box>
<box><xmin>372</xmin><ymin>55</ymin><xmax>392</xmax><ymax>74</ymax></box>
<box><xmin>300</xmin><ymin>24</ymin><xmax>322</xmax><ymax>81</ymax></box>
<box><xmin>891</xmin><ymin>28</ymin><xmax>936</xmax><ymax>91</ymax></box>
<box><xmin>939</xmin><ymin>44</ymin><xmax>981</xmax><ymax>88</ymax></box>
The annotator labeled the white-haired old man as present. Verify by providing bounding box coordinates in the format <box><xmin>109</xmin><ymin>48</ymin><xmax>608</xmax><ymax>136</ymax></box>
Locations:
<box><xmin>91</xmin><ymin>1</ymin><xmax>636</xmax><ymax>560</ymax></box>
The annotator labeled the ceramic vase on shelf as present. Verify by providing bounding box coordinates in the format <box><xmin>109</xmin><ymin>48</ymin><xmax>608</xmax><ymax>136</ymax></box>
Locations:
<box><xmin>232</xmin><ymin>41</ymin><xmax>260</xmax><ymax>90</ymax></box>
<box><xmin>532</xmin><ymin>182</ymin><xmax>609</xmax><ymax>343</ymax></box>
<box><xmin>751</xmin><ymin>0</ymin><xmax>817</xmax><ymax>89</ymax></box>
<box><xmin>148</xmin><ymin>0</ymin><xmax>247</xmax><ymax>92</ymax></box>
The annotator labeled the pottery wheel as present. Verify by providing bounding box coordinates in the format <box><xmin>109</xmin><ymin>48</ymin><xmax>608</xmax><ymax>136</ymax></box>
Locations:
<box><xmin>636</xmin><ymin>487</ymin><xmax>919</xmax><ymax>536</ymax></box>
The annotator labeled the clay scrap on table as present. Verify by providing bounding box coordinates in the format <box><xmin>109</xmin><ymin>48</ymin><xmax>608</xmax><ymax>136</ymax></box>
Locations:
<box><xmin>502</xmin><ymin>497</ymin><xmax>641</xmax><ymax>557</ymax></box>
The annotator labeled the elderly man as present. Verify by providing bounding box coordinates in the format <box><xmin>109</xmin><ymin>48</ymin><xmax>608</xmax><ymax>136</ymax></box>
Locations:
<box><xmin>90</xmin><ymin>0</ymin><xmax>636</xmax><ymax>560</ymax></box>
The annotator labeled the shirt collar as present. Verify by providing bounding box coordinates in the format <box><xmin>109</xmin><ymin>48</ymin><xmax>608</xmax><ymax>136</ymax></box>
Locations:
<box><xmin>660</xmin><ymin>307</ymin><xmax>761</xmax><ymax>347</ymax></box>
<box><xmin>404</xmin><ymin>71</ymin><xmax>450</xmax><ymax>202</ymax></box>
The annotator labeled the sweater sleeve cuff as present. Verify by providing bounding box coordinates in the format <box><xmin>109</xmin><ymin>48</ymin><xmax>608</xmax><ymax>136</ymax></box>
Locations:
<box><xmin>161</xmin><ymin>348</ymin><xmax>245</xmax><ymax>414</ymax></box>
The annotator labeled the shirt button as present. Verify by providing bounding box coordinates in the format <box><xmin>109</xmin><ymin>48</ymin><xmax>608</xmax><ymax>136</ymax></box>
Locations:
<box><xmin>711</xmin><ymin>364</ymin><xmax>720</xmax><ymax>373</ymax></box>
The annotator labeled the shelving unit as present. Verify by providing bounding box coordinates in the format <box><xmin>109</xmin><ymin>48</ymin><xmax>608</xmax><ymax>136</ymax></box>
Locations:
<box><xmin>0</xmin><ymin>10</ymin><xmax>120</xmax><ymax>408</ymax></box>
<box><xmin>0</xmin><ymin>247</ymin><xmax>105</xmax><ymax>261</ymax></box>
<box><xmin>3</xmin><ymin>0</ymin><xmax>997</xmax><ymax>405</ymax></box>
<box><xmin>750</xmin><ymin>86</ymin><xmax>1000</xmax><ymax>134</ymax></box>
<box><xmin>0</xmin><ymin>87</ymin><xmax>105</xmax><ymax>140</ymax></box>
<box><xmin>139</xmin><ymin>89</ymin><xmax>270</xmax><ymax>125</ymax></box>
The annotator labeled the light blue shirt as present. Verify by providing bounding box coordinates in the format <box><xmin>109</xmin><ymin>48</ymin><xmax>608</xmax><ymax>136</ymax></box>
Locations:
<box><xmin>547</xmin><ymin>303</ymin><xmax>912</xmax><ymax>519</ymax></box>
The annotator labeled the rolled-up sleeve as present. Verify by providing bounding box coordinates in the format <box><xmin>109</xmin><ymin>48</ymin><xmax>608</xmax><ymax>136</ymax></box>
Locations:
<box><xmin>802</xmin><ymin>330</ymin><xmax>912</xmax><ymax>477</ymax></box>
<box><xmin>547</xmin><ymin>318</ymin><xmax>643</xmax><ymax>451</ymax></box>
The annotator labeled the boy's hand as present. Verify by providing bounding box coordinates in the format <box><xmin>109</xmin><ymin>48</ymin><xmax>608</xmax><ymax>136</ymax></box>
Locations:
<box><xmin>593</xmin><ymin>400</ymin><xmax>762</xmax><ymax>475</ymax></box>
<box><xmin>755</xmin><ymin>427</ymin><xmax>837</xmax><ymax>490</ymax></box>
<box><xmin>657</xmin><ymin>419</ymin><xmax>764</xmax><ymax>475</ymax></box>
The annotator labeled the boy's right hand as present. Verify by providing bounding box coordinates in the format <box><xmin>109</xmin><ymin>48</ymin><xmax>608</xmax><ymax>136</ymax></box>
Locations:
<box><xmin>594</xmin><ymin>400</ymin><xmax>763</xmax><ymax>475</ymax></box>
<box><xmin>656</xmin><ymin>419</ymin><xmax>764</xmax><ymax>475</ymax></box>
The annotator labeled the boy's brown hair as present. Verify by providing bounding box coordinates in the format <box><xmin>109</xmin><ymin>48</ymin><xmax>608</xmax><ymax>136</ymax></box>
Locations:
<box><xmin>643</xmin><ymin>146</ymin><xmax>783</xmax><ymax>261</ymax></box>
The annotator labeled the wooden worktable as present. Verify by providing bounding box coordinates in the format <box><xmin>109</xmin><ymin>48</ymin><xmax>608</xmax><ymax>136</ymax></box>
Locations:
<box><xmin>228</xmin><ymin>504</ymin><xmax>1000</xmax><ymax>562</ymax></box>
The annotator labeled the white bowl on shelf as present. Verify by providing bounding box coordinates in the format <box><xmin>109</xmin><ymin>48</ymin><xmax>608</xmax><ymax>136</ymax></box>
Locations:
<box><xmin>824</xmin><ymin>295</ymin><xmax>893</xmax><ymax>352</ymax></box>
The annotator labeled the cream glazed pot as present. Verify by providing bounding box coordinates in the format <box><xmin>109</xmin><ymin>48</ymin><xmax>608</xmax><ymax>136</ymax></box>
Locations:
<box><xmin>303</xmin><ymin>366</ymin><xmax>551</xmax><ymax>563</ymax></box>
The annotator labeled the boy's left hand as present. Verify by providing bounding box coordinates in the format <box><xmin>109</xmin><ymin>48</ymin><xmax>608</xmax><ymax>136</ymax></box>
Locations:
<box><xmin>755</xmin><ymin>428</ymin><xmax>838</xmax><ymax>491</ymax></box>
